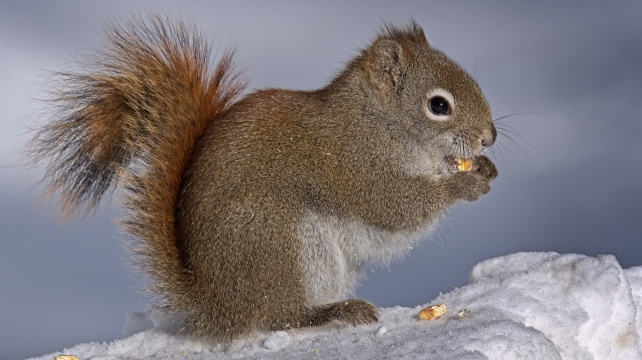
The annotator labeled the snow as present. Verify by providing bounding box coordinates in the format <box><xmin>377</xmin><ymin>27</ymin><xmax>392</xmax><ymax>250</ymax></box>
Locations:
<box><xmin>375</xmin><ymin>325</ymin><xmax>388</xmax><ymax>337</ymax></box>
<box><xmin>29</xmin><ymin>252</ymin><xmax>642</xmax><ymax>360</ymax></box>
<box><xmin>263</xmin><ymin>331</ymin><xmax>291</xmax><ymax>351</ymax></box>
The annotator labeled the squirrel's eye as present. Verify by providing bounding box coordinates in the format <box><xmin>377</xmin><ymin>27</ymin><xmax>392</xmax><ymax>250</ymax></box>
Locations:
<box><xmin>425</xmin><ymin>89</ymin><xmax>455</xmax><ymax>121</ymax></box>
<box><xmin>428</xmin><ymin>96</ymin><xmax>451</xmax><ymax>115</ymax></box>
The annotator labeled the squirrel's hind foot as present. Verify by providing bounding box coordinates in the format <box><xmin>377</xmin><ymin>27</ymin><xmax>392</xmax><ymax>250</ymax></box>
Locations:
<box><xmin>305</xmin><ymin>299</ymin><xmax>379</xmax><ymax>327</ymax></box>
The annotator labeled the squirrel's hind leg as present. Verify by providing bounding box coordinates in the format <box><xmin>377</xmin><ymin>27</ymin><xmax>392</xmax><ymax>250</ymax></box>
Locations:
<box><xmin>302</xmin><ymin>299</ymin><xmax>379</xmax><ymax>327</ymax></box>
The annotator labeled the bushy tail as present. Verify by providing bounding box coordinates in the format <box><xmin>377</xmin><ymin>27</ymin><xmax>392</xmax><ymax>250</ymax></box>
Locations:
<box><xmin>30</xmin><ymin>14</ymin><xmax>245</xmax><ymax>312</ymax></box>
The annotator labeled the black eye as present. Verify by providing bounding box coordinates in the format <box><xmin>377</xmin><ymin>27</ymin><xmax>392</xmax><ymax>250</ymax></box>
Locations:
<box><xmin>428</xmin><ymin>96</ymin><xmax>451</xmax><ymax>115</ymax></box>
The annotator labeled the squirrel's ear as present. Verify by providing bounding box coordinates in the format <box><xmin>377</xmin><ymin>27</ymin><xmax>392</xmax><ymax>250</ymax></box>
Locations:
<box><xmin>365</xmin><ymin>39</ymin><xmax>406</xmax><ymax>93</ymax></box>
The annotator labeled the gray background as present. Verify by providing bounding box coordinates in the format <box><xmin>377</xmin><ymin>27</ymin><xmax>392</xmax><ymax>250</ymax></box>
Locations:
<box><xmin>2</xmin><ymin>1</ymin><xmax>641</xmax><ymax>359</ymax></box>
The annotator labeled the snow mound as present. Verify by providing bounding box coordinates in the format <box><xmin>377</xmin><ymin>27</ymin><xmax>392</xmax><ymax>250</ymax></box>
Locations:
<box><xmin>30</xmin><ymin>252</ymin><xmax>642</xmax><ymax>360</ymax></box>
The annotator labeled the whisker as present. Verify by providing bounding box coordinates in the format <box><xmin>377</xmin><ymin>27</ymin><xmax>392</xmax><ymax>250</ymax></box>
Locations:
<box><xmin>490</xmin><ymin>112</ymin><xmax>538</xmax><ymax>162</ymax></box>
<box><xmin>472</xmin><ymin>54</ymin><xmax>479</xmax><ymax>78</ymax></box>
<box><xmin>495</xmin><ymin>123</ymin><xmax>534</xmax><ymax>149</ymax></box>
<box><xmin>488</xmin><ymin>140</ymin><xmax>507</xmax><ymax>169</ymax></box>
<box><xmin>436</xmin><ymin>227</ymin><xmax>448</xmax><ymax>261</ymax></box>
<box><xmin>497</xmin><ymin>130</ymin><xmax>531</xmax><ymax>159</ymax></box>
<box><xmin>461</xmin><ymin>138</ymin><xmax>469</xmax><ymax>159</ymax></box>
<box><xmin>493</xmin><ymin>112</ymin><xmax>541</xmax><ymax>123</ymax></box>
<box><xmin>495</xmin><ymin>138</ymin><xmax>525</xmax><ymax>159</ymax></box>
<box><xmin>431</xmin><ymin>139</ymin><xmax>459</xmax><ymax>177</ymax></box>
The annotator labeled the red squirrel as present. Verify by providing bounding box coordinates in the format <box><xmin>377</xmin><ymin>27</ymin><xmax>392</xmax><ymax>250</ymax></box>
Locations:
<box><xmin>30</xmin><ymin>14</ymin><xmax>497</xmax><ymax>339</ymax></box>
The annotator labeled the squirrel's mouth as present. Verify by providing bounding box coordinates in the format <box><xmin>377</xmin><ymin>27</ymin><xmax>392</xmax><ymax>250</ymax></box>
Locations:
<box><xmin>442</xmin><ymin>156</ymin><xmax>475</xmax><ymax>173</ymax></box>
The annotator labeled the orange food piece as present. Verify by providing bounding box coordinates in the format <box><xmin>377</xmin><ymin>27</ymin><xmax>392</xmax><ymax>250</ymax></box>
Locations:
<box><xmin>455</xmin><ymin>158</ymin><xmax>473</xmax><ymax>172</ymax></box>
<box><xmin>419</xmin><ymin>304</ymin><xmax>447</xmax><ymax>320</ymax></box>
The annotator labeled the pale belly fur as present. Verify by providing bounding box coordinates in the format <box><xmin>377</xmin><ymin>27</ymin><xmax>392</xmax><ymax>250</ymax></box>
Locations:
<box><xmin>297</xmin><ymin>210</ymin><xmax>436</xmax><ymax>306</ymax></box>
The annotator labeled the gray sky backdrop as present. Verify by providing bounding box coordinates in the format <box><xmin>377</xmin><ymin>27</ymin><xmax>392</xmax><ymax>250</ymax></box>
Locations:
<box><xmin>1</xmin><ymin>1</ymin><xmax>641</xmax><ymax>359</ymax></box>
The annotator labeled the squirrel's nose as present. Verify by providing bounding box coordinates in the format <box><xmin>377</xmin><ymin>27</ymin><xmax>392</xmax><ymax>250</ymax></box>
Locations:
<box><xmin>481</xmin><ymin>124</ymin><xmax>497</xmax><ymax>148</ymax></box>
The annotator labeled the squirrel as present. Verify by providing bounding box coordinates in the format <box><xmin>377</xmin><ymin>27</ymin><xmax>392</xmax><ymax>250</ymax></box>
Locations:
<box><xmin>30</xmin><ymin>14</ymin><xmax>497</xmax><ymax>340</ymax></box>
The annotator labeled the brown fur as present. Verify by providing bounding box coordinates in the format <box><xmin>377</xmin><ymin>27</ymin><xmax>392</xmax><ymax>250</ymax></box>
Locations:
<box><xmin>30</xmin><ymin>15</ymin><xmax>497</xmax><ymax>340</ymax></box>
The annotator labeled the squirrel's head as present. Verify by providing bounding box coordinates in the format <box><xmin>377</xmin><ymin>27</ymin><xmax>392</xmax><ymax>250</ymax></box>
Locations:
<box><xmin>360</xmin><ymin>21</ymin><xmax>496</xmax><ymax>175</ymax></box>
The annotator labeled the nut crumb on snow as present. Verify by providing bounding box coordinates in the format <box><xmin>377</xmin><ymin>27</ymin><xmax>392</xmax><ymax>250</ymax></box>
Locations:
<box><xmin>419</xmin><ymin>304</ymin><xmax>447</xmax><ymax>321</ymax></box>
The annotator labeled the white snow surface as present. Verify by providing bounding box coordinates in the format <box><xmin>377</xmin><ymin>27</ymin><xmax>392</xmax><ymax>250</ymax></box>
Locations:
<box><xmin>30</xmin><ymin>252</ymin><xmax>642</xmax><ymax>360</ymax></box>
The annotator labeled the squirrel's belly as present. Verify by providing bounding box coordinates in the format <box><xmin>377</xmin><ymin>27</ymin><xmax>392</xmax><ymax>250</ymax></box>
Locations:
<box><xmin>297</xmin><ymin>210</ymin><xmax>434</xmax><ymax>306</ymax></box>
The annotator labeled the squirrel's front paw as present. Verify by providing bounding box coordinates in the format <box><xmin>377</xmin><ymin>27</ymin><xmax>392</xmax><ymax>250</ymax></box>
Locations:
<box><xmin>454</xmin><ymin>155</ymin><xmax>498</xmax><ymax>202</ymax></box>
<box><xmin>475</xmin><ymin>155</ymin><xmax>498</xmax><ymax>181</ymax></box>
